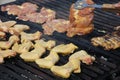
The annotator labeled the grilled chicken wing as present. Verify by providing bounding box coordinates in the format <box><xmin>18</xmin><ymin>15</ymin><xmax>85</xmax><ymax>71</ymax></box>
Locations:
<box><xmin>51</xmin><ymin>43</ymin><xmax>78</xmax><ymax>55</ymax></box>
<box><xmin>0</xmin><ymin>35</ymin><xmax>19</xmax><ymax>49</ymax></box>
<box><xmin>9</xmin><ymin>24</ymin><xmax>30</xmax><ymax>35</ymax></box>
<box><xmin>35</xmin><ymin>51</ymin><xmax>59</xmax><ymax>69</ymax></box>
<box><xmin>12</xmin><ymin>41</ymin><xmax>33</xmax><ymax>54</ymax></box>
<box><xmin>20</xmin><ymin>31</ymin><xmax>42</xmax><ymax>42</ymax></box>
<box><xmin>51</xmin><ymin>50</ymin><xmax>95</xmax><ymax>78</ymax></box>
<box><xmin>0</xmin><ymin>49</ymin><xmax>16</xmax><ymax>64</ymax></box>
<box><xmin>20</xmin><ymin>42</ymin><xmax>46</xmax><ymax>62</ymax></box>
<box><xmin>0</xmin><ymin>20</ymin><xmax>16</xmax><ymax>32</ymax></box>
<box><xmin>35</xmin><ymin>39</ymin><xmax>56</xmax><ymax>50</ymax></box>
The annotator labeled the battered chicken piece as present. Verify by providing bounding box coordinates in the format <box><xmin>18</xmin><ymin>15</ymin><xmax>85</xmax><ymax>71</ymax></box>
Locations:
<box><xmin>9</xmin><ymin>24</ymin><xmax>30</xmax><ymax>35</ymax></box>
<box><xmin>67</xmin><ymin>0</ymin><xmax>94</xmax><ymax>37</ymax></box>
<box><xmin>42</xmin><ymin>19</ymin><xmax>70</xmax><ymax>35</ymax></box>
<box><xmin>20</xmin><ymin>42</ymin><xmax>46</xmax><ymax>62</ymax></box>
<box><xmin>20</xmin><ymin>31</ymin><xmax>42</xmax><ymax>42</ymax></box>
<box><xmin>91</xmin><ymin>29</ymin><xmax>120</xmax><ymax>50</ymax></box>
<box><xmin>0</xmin><ymin>20</ymin><xmax>16</xmax><ymax>32</ymax></box>
<box><xmin>12</xmin><ymin>41</ymin><xmax>33</xmax><ymax>54</ymax></box>
<box><xmin>0</xmin><ymin>35</ymin><xmax>19</xmax><ymax>49</ymax></box>
<box><xmin>0</xmin><ymin>49</ymin><xmax>16</xmax><ymax>64</ymax></box>
<box><xmin>51</xmin><ymin>50</ymin><xmax>95</xmax><ymax>78</ymax></box>
<box><xmin>35</xmin><ymin>39</ymin><xmax>56</xmax><ymax>50</ymax></box>
<box><xmin>35</xmin><ymin>51</ymin><xmax>59</xmax><ymax>69</ymax></box>
<box><xmin>51</xmin><ymin>43</ymin><xmax>78</xmax><ymax>55</ymax></box>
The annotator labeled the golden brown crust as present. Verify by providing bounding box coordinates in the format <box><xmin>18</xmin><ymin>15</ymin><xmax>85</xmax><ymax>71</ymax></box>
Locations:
<box><xmin>67</xmin><ymin>0</ymin><xmax>94</xmax><ymax>37</ymax></box>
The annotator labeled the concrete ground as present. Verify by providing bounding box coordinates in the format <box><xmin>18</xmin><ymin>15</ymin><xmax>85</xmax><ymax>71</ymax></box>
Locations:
<box><xmin>0</xmin><ymin>0</ymin><xmax>16</xmax><ymax>5</ymax></box>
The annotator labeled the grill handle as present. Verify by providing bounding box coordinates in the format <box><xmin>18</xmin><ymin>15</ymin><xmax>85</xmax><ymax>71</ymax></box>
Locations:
<box><xmin>102</xmin><ymin>4</ymin><xmax>120</xmax><ymax>13</ymax></box>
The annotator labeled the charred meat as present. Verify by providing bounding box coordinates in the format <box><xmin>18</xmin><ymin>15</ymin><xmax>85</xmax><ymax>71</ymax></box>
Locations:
<box><xmin>91</xmin><ymin>28</ymin><xmax>120</xmax><ymax>50</ymax></box>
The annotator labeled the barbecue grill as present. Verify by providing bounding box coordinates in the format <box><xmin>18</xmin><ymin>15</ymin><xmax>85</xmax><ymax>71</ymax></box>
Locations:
<box><xmin>0</xmin><ymin>0</ymin><xmax>120</xmax><ymax>80</ymax></box>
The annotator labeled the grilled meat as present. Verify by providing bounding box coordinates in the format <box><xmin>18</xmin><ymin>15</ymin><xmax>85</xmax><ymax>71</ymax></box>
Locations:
<box><xmin>0</xmin><ymin>20</ymin><xmax>16</xmax><ymax>32</ymax></box>
<box><xmin>0</xmin><ymin>49</ymin><xmax>16</xmax><ymax>64</ymax></box>
<box><xmin>12</xmin><ymin>41</ymin><xmax>33</xmax><ymax>54</ymax></box>
<box><xmin>20</xmin><ymin>41</ymin><xmax>46</xmax><ymax>62</ymax></box>
<box><xmin>42</xmin><ymin>19</ymin><xmax>70</xmax><ymax>35</ymax></box>
<box><xmin>21</xmin><ymin>39</ymin><xmax>56</xmax><ymax>62</ymax></box>
<box><xmin>67</xmin><ymin>0</ymin><xmax>94</xmax><ymax>37</ymax></box>
<box><xmin>0</xmin><ymin>35</ymin><xmax>19</xmax><ymax>49</ymax></box>
<box><xmin>91</xmin><ymin>29</ymin><xmax>120</xmax><ymax>50</ymax></box>
<box><xmin>51</xmin><ymin>50</ymin><xmax>95</xmax><ymax>78</ymax></box>
<box><xmin>1</xmin><ymin>3</ymin><xmax>56</xmax><ymax>24</ymax></box>
<box><xmin>35</xmin><ymin>39</ymin><xmax>56</xmax><ymax>50</ymax></box>
<box><xmin>35</xmin><ymin>51</ymin><xmax>59</xmax><ymax>69</ymax></box>
<box><xmin>20</xmin><ymin>31</ymin><xmax>42</xmax><ymax>42</ymax></box>
<box><xmin>113</xmin><ymin>2</ymin><xmax>120</xmax><ymax>15</ymax></box>
<box><xmin>9</xmin><ymin>24</ymin><xmax>30</xmax><ymax>35</ymax></box>
<box><xmin>51</xmin><ymin>43</ymin><xmax>78</xmax><ymax>55</ymax></box>
<box><xmin>1</xmin><ymin>2</ymin><xmax>38</xmax><ymax>16</ymax></box>
<box><xmin>40</xmin><ymin>7</ymin><xmax>56</xmax><ymax>23</ymax></box>
<box><xmin>1</xmin><ymin>5</ymin><xmax>22</xmax><ymax>15</ymax></box>
<box><xmin>0</xmin><ymin>31</ymin><xmax>5</xmax><ymax>38</ymax></box>
<box><xmin>18</xmin><ymin>7</ymin><xmax>56</xmax><ymax>23</ymax></box>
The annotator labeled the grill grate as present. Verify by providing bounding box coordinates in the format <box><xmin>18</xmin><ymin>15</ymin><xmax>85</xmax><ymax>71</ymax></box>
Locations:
<box><xmin>0</xmin><ymin>0</ymin><xmax>120</xmax><ymax>80</ymax></box>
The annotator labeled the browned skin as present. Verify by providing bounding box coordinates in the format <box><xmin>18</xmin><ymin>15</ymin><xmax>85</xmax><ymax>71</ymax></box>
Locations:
<box><xmin>67</xmin><ymin>0</ymin><xmax>95</xmax><ymax>37</ymax></box>
<box><xmin>91</xmin><ymin>28</ymin><xmax>120</xmax><ymax>50</ymax></box>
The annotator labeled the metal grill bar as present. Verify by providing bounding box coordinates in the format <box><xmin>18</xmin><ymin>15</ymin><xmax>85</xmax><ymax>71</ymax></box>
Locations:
<box><xmin>0</xmin><ymin>0</ymin><xmax>120</xmax><ymax>80</ymax></box>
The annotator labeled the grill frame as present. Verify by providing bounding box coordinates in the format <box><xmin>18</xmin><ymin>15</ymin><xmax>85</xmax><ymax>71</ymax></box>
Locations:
<box><xmin>0</xmin><ymin>0</ymin><xmax>120</xmax><ymax>80</ymax></box>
